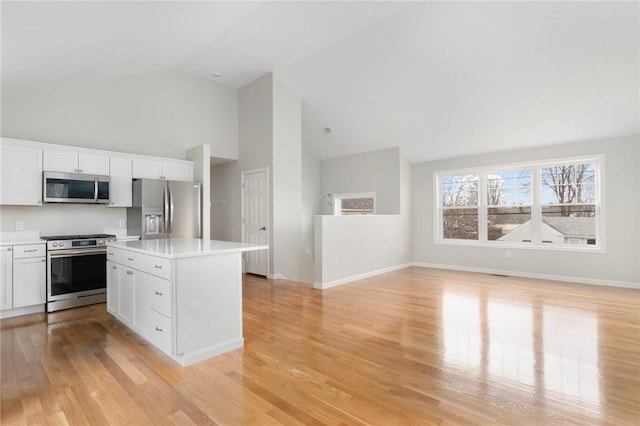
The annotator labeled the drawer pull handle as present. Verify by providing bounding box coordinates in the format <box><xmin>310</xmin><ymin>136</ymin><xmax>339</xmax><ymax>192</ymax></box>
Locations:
<box><xmin>108</xmin><ymin>252</ymin><xmax>114</xmax><ymax>256</ymax></box>
<box><xmin>155</xmin><ymin>291</ymin><xmax>163</xmax><ymax>296</ymax></box>
<box><xmin>155</xmin><ymin>326</ymin><xmax>163</xmax><ymax>332</ymax></box>
<box><xmin>41</xmin><ymin>259</ymin><xmax>46</xmax><ymax>263</ymax></box>
<box><xmin>127</xmin><ymin>258</ymin><xmax>134</xmax><ymax>261</ymax></box>
<box><xmin>154</xmin><ymin>265</ymin><xmax>162</xmax><ymax>269</ymax></box>
<box><xmin>127</xmin><ymin>270</ymin><xmax>133</xmax><ymax>275</ymax></box>
<box><xmin>24</xmin><ymin>249</ymin><xmax>37</xmax><ymax>253</ymax></box>
<box><xmin>112</xmin><ymin>266</ymin><xmax>117</xmax><ymax>269</ymax></box>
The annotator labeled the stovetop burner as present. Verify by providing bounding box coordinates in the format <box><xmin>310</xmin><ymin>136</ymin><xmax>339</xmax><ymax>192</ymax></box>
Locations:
<box><xmin>41</xmin><ymin>233</ymin><xmax>116</xmax><ymax>241</ymax></box>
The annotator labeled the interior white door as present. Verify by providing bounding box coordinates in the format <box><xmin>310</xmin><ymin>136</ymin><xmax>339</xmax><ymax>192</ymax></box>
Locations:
<box><xmin>242</xmin><ymin>169</ymin><xmax>268</xmax><ymax>276</ymax></box>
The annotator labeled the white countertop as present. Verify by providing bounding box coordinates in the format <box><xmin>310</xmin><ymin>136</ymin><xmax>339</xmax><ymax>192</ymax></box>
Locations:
<box><xmin>108</xmin><ymin>238</ymin><xmax>268</xmax><ymax>259</ymax></box>
<box><xmin>0</xmin><ymin>231</ymin><xmax>44</xmax><ymax>246</ymax></box>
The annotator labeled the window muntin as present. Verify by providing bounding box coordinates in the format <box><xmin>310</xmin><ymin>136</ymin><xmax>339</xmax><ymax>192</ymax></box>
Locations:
<box><xmin>436</xmin><ymin>157</ymin><xmax>602</xmax><ymax>250</ymax></box>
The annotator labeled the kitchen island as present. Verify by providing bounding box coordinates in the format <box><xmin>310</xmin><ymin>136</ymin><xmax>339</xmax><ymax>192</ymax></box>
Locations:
<box><xmin>106</xmin><ymin>238</ymin><xmax>267</xmax><ymax>366</ymax></box>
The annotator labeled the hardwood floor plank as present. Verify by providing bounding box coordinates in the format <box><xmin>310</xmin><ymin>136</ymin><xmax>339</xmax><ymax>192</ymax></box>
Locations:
<box><xmin>2</xmin><ymin>267</ymin><xmax>639</xmax><ymax>425</ymax></box>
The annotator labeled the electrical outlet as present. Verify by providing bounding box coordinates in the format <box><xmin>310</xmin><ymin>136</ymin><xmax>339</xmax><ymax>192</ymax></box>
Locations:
<box><xmin>334</xmin><ymin>256</ymin><xmax>339</xmax><ymax>265</ymax></box>
<box><xmin>15</xmin><ymin>221</ymin><xmax>24</xmax><ymax>231</ymax></box>
<box><xmin>505</xmin><ymin>250</ymin><xmax>512</xmax><ymax>258</ymax></box>
<box><xmin>119</xmin><ymin>219</ymin><xmax>125</xmax><ymax>227</ymax></box>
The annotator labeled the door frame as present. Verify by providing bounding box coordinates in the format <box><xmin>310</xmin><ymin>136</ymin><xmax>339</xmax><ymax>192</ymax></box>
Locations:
<box><xmin>240</xmin><ymin>167</ymin><xmax>270</xmax><ymax>276</ymax></box>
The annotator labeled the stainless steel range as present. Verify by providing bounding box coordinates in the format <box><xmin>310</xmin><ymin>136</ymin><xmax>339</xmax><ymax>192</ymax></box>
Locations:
<box><xmin>42</xmin><ymin>233</ymin><xmax>116</xmax><ymax>312</ymax></box>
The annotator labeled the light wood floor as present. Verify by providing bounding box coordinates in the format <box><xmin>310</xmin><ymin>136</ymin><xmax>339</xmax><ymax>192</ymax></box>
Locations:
<box><xmin>2</xmin><ymin>267</ymin><xmax>639</xmax><ymax>425</ymax></box>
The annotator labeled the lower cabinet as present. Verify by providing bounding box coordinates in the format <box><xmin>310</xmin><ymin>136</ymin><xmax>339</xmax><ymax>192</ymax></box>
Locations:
<box><xmin>13</xmin><ymin>257</ymin><xmax>46</xmax><ymax>308</ymax></box>
<box><xmin>106</xmin><ymin>245</ymin><xmax>244</xmax><ymax>366</ymax></box>
<box><xmin>0</xmin><ymin>247</ymin><xmax>13</xmax><ymax>311</ymax></box>
<box><xmin>107</xmin><ymin>250</ymin><xmax>173</xmax><ymax>357</ymax></box>
<box><xmin>1</xmin><ymin>243</ymin><xmax>46</xmax><ymax>315</ymax></box>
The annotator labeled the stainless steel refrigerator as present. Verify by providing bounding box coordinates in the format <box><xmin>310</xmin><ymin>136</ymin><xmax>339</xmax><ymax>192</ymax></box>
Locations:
<box><xmin>127</xmin><ymin>179</ymin><xmax>201</xmax><ymax>240</ymax></box>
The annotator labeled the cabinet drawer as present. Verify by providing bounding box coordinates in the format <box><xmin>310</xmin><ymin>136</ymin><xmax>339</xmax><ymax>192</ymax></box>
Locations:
<box><xmin>13</xmin><ymin>244</ymin><xmax>45</xmax><ymax>259</ymax></box>
<box><xmin>106</xmin><ymin>246</ymin><xmax>127</xmax><ymax>264</ymax></box>
<box><xmin>137</xmin><ymin>255</ymin><xmax>171</xmax><ymax>279</ymax></box>
<box><xmin>148</xmin><ymin>309</ymin><xmax>172</xmax><ymax>355</ymax></box>
<box><xmin>107</xmin><ymin>248</ymin><xmax>170</xmax><ymax>279</ymax></box>
<box><xmin>149</xmin><ymin>278</ymin><xmax>172</xmax><ymax>317</ymax></box>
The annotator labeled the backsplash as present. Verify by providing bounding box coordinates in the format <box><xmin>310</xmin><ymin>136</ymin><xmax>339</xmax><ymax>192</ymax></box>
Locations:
<box><xmin>0</xmin><ymin>204</ymin><xmax>126</xmax><ymax>236</ymax></box>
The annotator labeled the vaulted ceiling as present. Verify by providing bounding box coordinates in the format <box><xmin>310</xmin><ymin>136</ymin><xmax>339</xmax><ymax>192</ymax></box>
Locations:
<box><xmin>2</xmin><ymin>1</ymin><xmax>638</xmax><ymax>162</ymax></box>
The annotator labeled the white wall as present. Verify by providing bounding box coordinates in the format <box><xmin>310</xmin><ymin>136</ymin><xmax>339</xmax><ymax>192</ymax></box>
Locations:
<box><xmin>272</xmin><ymin>75</ymin><xmax>311</xmax><ymax>282</ymax></box>
<box><xmin>186</xmin><ymin>144</ymin><xmax>211</xmax><ymax>238</ymax></box>
<box><xmin>314</xmin><ymin>215</ymin><xmax>411</xmax><ymax>288</ymax></box>
<box><xmin>314</xmin><ymin>147</ymin><xmax>412</xmax><ymax>287</ymax></box>
<box><xmin>2</xmin><ymin>70</ymin><xmax>238</xmax><ymax>160</ymax></box>
<box><xmin>412</xmin><ymin>135</ymin><xmax>640</xmax><ymax>287</ymax></box>
<box><xmin>0</xmin><ymin>204</ymin><xmax>124</xmax><ymax>236</ymax></box>
<box><xmin>319</xmin><ymin>147</ymin><xmax>401</xmax><ymax>214</ymax></box>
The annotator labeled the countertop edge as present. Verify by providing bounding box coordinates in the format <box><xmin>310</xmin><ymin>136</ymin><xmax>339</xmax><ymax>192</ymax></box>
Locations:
<box><xmin>107</xmin><ymin>240</ymin><xmax>268</xmax><ymax>259</ymax></box>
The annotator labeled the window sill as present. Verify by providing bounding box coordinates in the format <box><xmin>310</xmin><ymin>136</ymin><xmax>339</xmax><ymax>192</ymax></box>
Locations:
<box><xmin>434</xmin><ymin>239</ymin><xmax>605</xmax><ymax>253</ymax></box>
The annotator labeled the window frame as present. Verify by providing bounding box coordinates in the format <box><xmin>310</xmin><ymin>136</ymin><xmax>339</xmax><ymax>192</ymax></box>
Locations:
<box><xmin>434</xmin><ymin>155</ymin><xmax>605</xmax><ymax>253</ymax></box>
<box><xmin>333</xmin><ymin>192</ymin><xmax>376</xmax><ymax>216</ymax></box>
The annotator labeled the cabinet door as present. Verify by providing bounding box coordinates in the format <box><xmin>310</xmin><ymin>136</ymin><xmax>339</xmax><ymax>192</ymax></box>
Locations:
<box><xmin>132</xmin><ymin>159</ymin><xmax>164</xmax><ymax>179</ymax></box>
<box><xmin>109</xmin><ymin>157</ymin><xmax>132</xmax><ymax>207</ymax></box>
<box><xmin>0</xmin><ymin>247</ymin><xmax>13</xmax><ymax>310</ymax></box>
<box><xmin>162</xmin><ymin>162</ymin><xmax>193</xmax><ymax>182</ymax></box>
<box><xmin>119</xmin><ymin>268</ymin><xmax>134</xmax><ymax>325</ymax></box>
<box><xmin>43</xmin><ymin>149</ymin><xmax>78</xmax><ymax>173</ymax></box>
<box><xmin>106</xmin><ymin>261</ymin><xmax>119</xmax><ymax>315</ymax></box>
<box><xmin>13</xmin><ymin>257</ymin><xmax>46</xmax><ymax>308</ymax></box>
<box><xmin>78</xmin><ymin>153</ymin><xmax>110</xmax><ymax>175</ymax></box>
<box><xmin>0</xmin><ymin>144</ymin><xmax>43</xmax><ymax>206</ymax></box>
<box><xmin>132</xmin><ymin>270</ymin><xmax>152</xmax><ymax>335</ymax></box>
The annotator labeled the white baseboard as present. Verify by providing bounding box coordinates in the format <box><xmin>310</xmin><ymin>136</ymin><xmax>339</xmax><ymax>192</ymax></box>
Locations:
<box><xmin>314</xmin><ymin>262</ymin><xmax>413</xmax><ymax>290</ymax></box>
<box><xmin>0</xmin><ymin>304</ymin><xmax>45</xmax><ymax>319</ymax></box>
<box><xmin>267</xmin><ymin>273</ymin><xmax>285</xmax><ymax>280</ymax></box>
<box><xmin>413</xmin><ymin>262</ymin><xmax>640</xmax><ymax>289</ymax></box>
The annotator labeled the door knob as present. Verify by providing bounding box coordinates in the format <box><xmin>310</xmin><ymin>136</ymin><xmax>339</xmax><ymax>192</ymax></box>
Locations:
<box><xmin>259</xmin><ymin>226</ymin><xmax>266</xmax><ymax>231</ymax></box>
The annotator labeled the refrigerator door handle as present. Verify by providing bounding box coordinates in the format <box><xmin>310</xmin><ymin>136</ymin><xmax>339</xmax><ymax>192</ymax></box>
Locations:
<box><xmin>168</xmin><ymin>183</ymin><xmax>175</xmax><ymax>234</ymax></box>
<box><xmin>163</xmin><ymin>185</ymin><xmax>169</xmax><ymax>235</ymax></box>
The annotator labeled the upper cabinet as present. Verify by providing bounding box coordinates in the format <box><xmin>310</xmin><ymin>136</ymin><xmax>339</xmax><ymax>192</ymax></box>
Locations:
<box><xmin>43</xmin><ymin>149</ymin><xmax>110</xmax><ymax>175</ymax></box>
<box><xmin>109</xmin><ymin>157</ymin><xmax>133</xmax><ymax>207</ymax></box>
<box><xmin>132</xmin><ymin>159</ymin><xmax>193</xmax><ymax>182</ymax></box>
<box><xmin>0</xmin><ymin>143</ymin><xmax>43</xmax><ymax>206</ymax></box>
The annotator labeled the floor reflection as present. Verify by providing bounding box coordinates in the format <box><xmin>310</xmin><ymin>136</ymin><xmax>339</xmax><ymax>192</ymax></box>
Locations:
<box><xmin>442</xmin><ymin>290</ymin><xmax>601</xmax><ymax>407</ymax></box>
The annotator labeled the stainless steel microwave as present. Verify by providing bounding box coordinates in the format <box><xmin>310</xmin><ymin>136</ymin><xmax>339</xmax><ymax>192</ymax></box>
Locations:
<box><xmin>43</xmin><ymin>171</ymin><xmax>110</xmax><ymax>204</ymax></box>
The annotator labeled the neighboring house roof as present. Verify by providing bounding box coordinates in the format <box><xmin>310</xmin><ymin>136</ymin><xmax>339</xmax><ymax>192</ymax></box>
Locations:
<box><xmin>542</xmin><ymin>217</ymin><xmax>596</xmax><ymax>238</ymax></box>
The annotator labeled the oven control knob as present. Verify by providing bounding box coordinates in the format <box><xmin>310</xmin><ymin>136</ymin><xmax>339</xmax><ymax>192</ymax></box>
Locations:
<box><xmin>52</xmin><ymin>242</ymin><xmax>58</xmax><ymax>247</ymax></box>
<box><xmin>59</xmin><ymin>242</ymin><xmax>65</xmax><ymax>248</ymax></box>
<box><xmin>98</xmin><ymin>240</ymin><xmax>104</xmax><ymax>245</ymax></box>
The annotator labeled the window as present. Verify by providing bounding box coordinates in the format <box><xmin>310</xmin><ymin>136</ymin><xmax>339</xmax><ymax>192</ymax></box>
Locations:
<box><xmin>435</xmin><ymin>156</ymin><xmax>603</xmax><ymax>251</ymax></box>
<box><xmin>333</xmin><ymin>192</ymin><xmax>376</xmax><ymax>215</ymax></box>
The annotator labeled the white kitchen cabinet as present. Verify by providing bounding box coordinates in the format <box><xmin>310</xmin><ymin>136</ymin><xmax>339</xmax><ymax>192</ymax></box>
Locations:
<box><xmin>0</xmin><ymin>143</ymin><xmax>43</xmax><ymax>206</ymax></box>
<box><xmin>132</xmin><ymin>159</ymin><xmax>193</xmax><ymax>182</ymax></box>
<box><xmin>13</xmin><ymin>257</ymin><xmax>46</xmax><ymax>308</ymax></box>
<box><xmin>12</xmin><ymin>244</ymin><xmax>46</xmax><ymax>309</ymax></box>
<box><xmin>44</xmin><ymin>149</ymin><xmax>110</xmax><ymax>175</ymax></box>
<box><xmin>106</xmin><ymin>260</ymin><xmax>134</xmax><ymax>326</ymax></box>
<box><xmin>0</xmin><ymin>247</ymin><xmax>13</xmax><ymax>311</ymax></box>
<box><xmin>108</xmin><ymin>247</ymin><xmax>173</xmax><ymax>356</ymax></box>
<box><xmin>0</xmin><ymin>243</ymin><xmax>46</xmax><ymax>313</ymax></box>
<box><xmin>106</xmin><ymin>261</ymin><xmax>119</xmax><ymax>316</ymax></box>
<box><xmin>133</xmin><ymin>270</ymin><xmax>172</xmax><ymax>353</ymax></box>
<box><xmin>109</xmin><ymin>157</ymin><xmax>132</xmax><ymax>207</ymax></box>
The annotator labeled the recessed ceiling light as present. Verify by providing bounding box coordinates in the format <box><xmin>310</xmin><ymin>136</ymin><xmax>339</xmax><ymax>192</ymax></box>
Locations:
<box><xmin>551</xmin><ymin>10</ymin><xmax>560</xmax><ymax>19</ymax></box>
<box><xmin>212</xmin><ymin>73</ymin><xmax>222</xmax><ymax>78</ymax></box>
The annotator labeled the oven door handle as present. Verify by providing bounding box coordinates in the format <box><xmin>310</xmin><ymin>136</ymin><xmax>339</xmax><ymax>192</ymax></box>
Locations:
<box><xmin>49</xmin><ymin>248</ymin><xmax>106</xmax><ymax>258</ymax></box>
